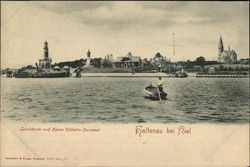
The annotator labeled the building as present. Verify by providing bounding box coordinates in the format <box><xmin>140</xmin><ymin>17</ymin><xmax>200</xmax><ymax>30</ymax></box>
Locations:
<box><xmin>39</xmin><ymin>41</ymin><xmax>52</xmax><ymax>69</ymax></box>
<box><xmin>114</xmin><ymin>52</ymin><xmax>142</xmax><ymax>68</ymax></box>
<box><xmin>149</xmin><ymin>52</ymin><xmax>171</xmax><ymax>72</ymax></box>
<box><xmin>208</xmin><ymin>66</ymin><xmax>216</xmax><ymax>73</ymax></box>
<box><xmin>152</xmin><ymin>52</ymin><xmax>171</xmax><ymax>64</ymax></box>
<box><xmin>218</xmin><ymin>35</ymin><xmax>237</xmax><ymax>64</ymax></box>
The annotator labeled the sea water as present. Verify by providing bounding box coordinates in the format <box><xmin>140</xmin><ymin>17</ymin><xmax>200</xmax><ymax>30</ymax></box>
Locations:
<box><xmin>1</xmin><ymin>77</ymin><xmax>249</xmax><ymax>123</ymax></box>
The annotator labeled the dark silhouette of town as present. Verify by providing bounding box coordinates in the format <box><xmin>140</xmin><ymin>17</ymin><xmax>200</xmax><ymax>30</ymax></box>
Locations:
<box><xmin>1</xmin><ymin>35</ymin><xmax>249</xmax><ymax>77</ymax></box>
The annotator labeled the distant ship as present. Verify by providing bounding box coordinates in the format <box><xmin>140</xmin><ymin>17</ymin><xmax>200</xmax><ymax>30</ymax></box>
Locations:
<box><xmin>175</xmin><ymin>69</ymin><xmax>188</xmax><ymax>78</ymax></box>
<box><xmin>14</xmin><ymin>69</ymin><xmax>67</xmax><ymax>78</ymax></box>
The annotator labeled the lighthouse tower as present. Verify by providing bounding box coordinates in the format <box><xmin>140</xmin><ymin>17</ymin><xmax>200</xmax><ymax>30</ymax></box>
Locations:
<box><xmin>39</xmin><ymin>41</ymin><xmax>52</xmax><ymax>69</ymax></box>
<box><xmin>44</xmin><ymin>41</ymin><xmax>49</xmax><ymax>58</ymax></box>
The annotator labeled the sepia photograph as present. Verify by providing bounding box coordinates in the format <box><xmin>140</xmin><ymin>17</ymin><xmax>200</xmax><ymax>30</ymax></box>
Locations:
<box><xmin>1</xmin><ymin>1</ymin><xmax>249</xmax><ymax>166</ymax></box>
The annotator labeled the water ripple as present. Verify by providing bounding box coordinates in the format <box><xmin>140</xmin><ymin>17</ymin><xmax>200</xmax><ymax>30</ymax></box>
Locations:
<box><xmin>1</xmin><ymin>77</ymin><xmax>249</xmax><ymax>123</ymax></box>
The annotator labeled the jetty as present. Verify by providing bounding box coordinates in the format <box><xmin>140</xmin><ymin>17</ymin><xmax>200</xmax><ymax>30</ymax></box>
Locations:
<box><xmin>196</xmin><ymin>72</ymin><xmax>249</xmax><ymax>78</ymax></box>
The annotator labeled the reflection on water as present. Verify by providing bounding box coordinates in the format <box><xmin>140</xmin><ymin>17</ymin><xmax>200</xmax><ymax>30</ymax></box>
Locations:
<box><xmin>1</xmin><ymin>77</ymin><xmax>249</xmax><ymax>123</ymax></box>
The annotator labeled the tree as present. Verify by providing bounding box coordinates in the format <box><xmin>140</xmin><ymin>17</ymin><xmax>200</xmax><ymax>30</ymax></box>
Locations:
<box><xmin>184</xmin><ymin>60</ymin><xmax>194</xmax><ymax>69</ymax></box>
<box><xmin>196</xmin><ymin>56</ymin><xmax>205</xmax><ymax>62</ymax></box>
<box><xmin>26</xmin><ymin>65</ymin><xmax>34</xmax><ymax>69</ymax></box>
<box><xmin>155</xmin><ymin>52</ymin><xmax>162</xmax><ymax>58</ymax></box>
<box><xmin>195</xmin><ymin>56</ymin><xmax>206</xmax><ymax>66</ymax></box>
<box><xmin>91</xmin><ymin>58</ymin><xmax>102</xmax><ymax>68</ymax></box>
<box><xmin>101</xmin><ymin>59</ymin><xmax>112</xmax><ymax>68</ymax></box>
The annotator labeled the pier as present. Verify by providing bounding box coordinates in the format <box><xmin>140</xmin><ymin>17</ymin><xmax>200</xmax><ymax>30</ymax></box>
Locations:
<box><xmin>196</xmin><ymin>72</ymin><xmax>249</xmax><ymax>78</ymax></box>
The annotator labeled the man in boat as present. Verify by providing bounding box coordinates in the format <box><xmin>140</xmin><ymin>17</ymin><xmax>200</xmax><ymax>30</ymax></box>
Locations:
<box><xmin>157</xmin><ymin>77</ymin><xmax>163</xmax><ymax>92</ymax></box>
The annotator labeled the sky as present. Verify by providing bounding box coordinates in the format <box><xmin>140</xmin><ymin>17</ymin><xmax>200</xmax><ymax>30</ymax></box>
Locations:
<box><xmin>1</xmin><ymin>1</ymin><xmax>249</xmax><ymax>68</ymax></box>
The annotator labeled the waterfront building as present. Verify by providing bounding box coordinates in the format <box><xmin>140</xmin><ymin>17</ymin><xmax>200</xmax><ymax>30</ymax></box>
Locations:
<box><xmin>157</xmin><ymin>64</ymin><xmax>163</xmax><ymax>72</ymax></box>
<box><xmin>208</xmin><ymin>66</ymin><xmax>216</xmax><ymax>73</ymax></box>
<box><xmin>150</xmin><ymin>53</ymin><xmax>171</xmax><ymax>66</ymax></box>
<box><xmin>114</xmin><ymin>52</ymin><xmax>142</xmax><ymax>68</ymax></box>
<box><xmin>153</xmin><ymin>52</ymin><xmax>170</xmax><ymax>63</ymax></box>
<box><xmin>39</xmin><ymin>41</ymin><xmax>52</xmax><ymax>69</ymax></box>
<box><xmin>218</xmin><ymin>35</ymin><xmax>237</xmax><ymax>64</ymax></box>
<box><xmin>63</xmin><ymin>65</ymin><xmax>70</xmax><ymax>70</ymax></box>
<box><xmin>53</xmin><ymin>65</ymin><xmax>60</xmax><ymax>71</ymax></box>
<box><xmin>150</xmin><ymin>52</ymin><xmax>171</xmax><ymax>72</ymax></box>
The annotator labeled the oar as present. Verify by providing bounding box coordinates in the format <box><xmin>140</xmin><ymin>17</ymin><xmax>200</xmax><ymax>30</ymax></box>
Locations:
<box><xmin>156</xmin><ymin>86</ymin><xmax>162</xmax><ymax>101</ymax></box>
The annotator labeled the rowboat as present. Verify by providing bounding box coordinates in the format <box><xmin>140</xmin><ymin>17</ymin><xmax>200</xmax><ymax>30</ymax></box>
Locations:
<box><xmin>144</xmin><ymin>85</ymin><xmax>167</xmax><ymax>100</ymax></box>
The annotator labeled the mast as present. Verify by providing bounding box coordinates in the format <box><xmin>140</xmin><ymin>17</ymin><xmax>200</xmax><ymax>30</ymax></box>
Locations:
<box><xmin>172</xmin><ymin>32</ymin><xmax>175</xmax><ymax>58</ymax></box>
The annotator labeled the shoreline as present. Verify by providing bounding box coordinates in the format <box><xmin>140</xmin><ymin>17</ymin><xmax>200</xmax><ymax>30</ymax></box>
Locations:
<box><xmin>2</xmin><ymin>72</ymin><xmax>249</xmax><ymax>78</ymax></box>
<box><xmin>77</xmin><ymin>72</ymin><xmax>197</xmax><ymax>77</ymax></box>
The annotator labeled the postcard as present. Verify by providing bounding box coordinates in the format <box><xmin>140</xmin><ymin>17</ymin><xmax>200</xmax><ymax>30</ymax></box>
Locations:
<box><xmin>1</xmin><ymin>1</ymin><xmax>249</xmax><ymax>167</ymax></box>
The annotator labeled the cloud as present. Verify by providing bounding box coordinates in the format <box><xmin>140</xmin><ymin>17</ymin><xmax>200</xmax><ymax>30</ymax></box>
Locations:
<box><xmin>143</xmin><ymin>1</ymin><xmax>249</xmax><ymax>26</ymax></box>
<box><xmin>32</xmin><ymin>1</ymin><xmax>174</xmax><ymax>30</ymax></box>
<box><xmin>1</xmin><ymin>1</ymin><xmax>249</xmax><ymax>68</ymax></box>
<box><xmin>31</xmin><ymin>1</ymin><xmax>249</xmax><ymax>30</ymax></box>
<box><xmin>78</xmin><ymin>2</ymin><xmax>167</xmax><ymax>30</ymax></box>
<box><xmin>31</xmin><ymin>1</ymin><xmax>114</xmax><ymax>14</ymax></box>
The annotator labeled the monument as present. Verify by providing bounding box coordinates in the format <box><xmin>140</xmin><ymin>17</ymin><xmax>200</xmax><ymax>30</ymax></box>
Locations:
<box><xmin>85</xmin><ymin>49</ymin><xmax>91</xmax><ymax>67</ymax></box>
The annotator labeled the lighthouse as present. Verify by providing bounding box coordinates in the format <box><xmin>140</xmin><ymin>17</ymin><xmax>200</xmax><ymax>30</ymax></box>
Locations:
<box><xmin>44</xmin><ymin>41</ymin><xmax>49</xmax><ymax>58</ymax></box>
<box><xmin>39</xmin><ymin>41</ymin><xmax>52</xmax><ymax>69</ymax></box>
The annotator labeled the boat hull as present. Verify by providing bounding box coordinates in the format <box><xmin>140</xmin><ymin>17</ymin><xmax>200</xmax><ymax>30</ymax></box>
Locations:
<box><xmin>144</xmin><ymin>85</ymin><xmax>167</xmax><ymax>100</ymax></box>
<box><xmin>14</xmin><ymin>71</ymin><xmax>67</xmax><ymax>78</ymax></box>
<box><xmin>175</xmin><ymin>71</ymin><xmax>188</xmax><ymax>78</ymax></box>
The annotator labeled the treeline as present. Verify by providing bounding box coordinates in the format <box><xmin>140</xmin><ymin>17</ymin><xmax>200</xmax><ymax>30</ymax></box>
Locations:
<box><xmin>53</xmin><ymin>59</ymin><xmax>85</xmax><ymax>68</ymax></box>
<box><xmin>53</xmin><ymin>58</ymin><xmax>105</xmax><ymax>68</ymax></box>
<box><xmin>204</xmin><ymin>65</ymin><xmax>249</xmax><ymax>72</ymax></box>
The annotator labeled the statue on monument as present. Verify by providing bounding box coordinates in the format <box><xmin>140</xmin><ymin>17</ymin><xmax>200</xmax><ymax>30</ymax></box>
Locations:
<box><xmin>87</xmin><ymin>49</ymin><xmax>91</xmax><ymax>58</ymax></box>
